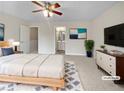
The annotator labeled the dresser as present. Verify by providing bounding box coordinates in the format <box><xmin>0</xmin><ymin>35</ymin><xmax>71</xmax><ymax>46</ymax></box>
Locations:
<box><xmin>96</xmin><ymin>50</ymin><xmax>124</xmax><ymax>83</ymax></box>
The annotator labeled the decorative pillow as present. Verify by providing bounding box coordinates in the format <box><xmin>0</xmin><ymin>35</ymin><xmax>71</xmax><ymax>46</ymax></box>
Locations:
<box><xmin>1</xmin><ymin>47</ymin><xmax>14</xmax><ymax>56</ymax></box>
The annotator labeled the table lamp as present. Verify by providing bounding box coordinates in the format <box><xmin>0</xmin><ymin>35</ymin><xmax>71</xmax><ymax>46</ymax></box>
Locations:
<box><xmin>12</xmin><ymin>42</ymin><xmax>20</xmax><ymax>51</ymax></box>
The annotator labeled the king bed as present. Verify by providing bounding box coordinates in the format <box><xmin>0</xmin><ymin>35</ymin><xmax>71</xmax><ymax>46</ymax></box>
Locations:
<box><xmin>0</xmin><ymin>41</ymin><xmax>65</xmax><ymax>90</ymax></box>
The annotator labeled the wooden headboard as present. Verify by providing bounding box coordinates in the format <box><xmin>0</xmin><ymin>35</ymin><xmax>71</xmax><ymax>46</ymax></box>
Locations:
<box><xmin>0</xmin><ymin>41</ymin><xmax>10</xmax><ymax>47</ymax></box>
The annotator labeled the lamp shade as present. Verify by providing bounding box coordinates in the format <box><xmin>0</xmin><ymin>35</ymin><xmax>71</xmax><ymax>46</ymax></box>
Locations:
<box><xmin>43</xmin><ymin>10</ymin><xmax>53</xmax><ymax>17</ymax></box>
<box><xmin>12</xmin><ymin>42</ymin><xmax>20</xmax><ymax>46</ymax></box>
<box><xmin>43</xmin><ymin>10</ymin><xmax>48</xmax><ymax>17</ymax></box>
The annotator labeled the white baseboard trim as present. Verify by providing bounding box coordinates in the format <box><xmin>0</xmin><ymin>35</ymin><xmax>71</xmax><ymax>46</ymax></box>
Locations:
<box><xmin>65</xmin><ymin>53</ymin><xmax>86</xmax><ymax>56</ymax></box>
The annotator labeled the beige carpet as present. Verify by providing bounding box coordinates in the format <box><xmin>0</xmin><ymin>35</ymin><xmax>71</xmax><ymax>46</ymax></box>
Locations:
<box><xmin>65</xmin><ymin>55</ymin><xmax>124</xmax><ymax>91</ymax></box>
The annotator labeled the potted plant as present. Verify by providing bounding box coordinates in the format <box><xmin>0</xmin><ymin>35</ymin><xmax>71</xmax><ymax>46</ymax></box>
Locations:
<box><xmin>100</xmin><ymin>45</ymin><xmax>107</xmax><ymax>52</ymax></box>
<box><xmin>84</xmin><ymin>40</ymin><xmax>94</xmax><ymax>57</ymax></box>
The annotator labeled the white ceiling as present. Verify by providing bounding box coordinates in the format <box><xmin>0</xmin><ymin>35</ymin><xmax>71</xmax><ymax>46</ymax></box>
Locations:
<box><xmin>0</xmin><ymin>1</ymin><xmax>118</xmax><ymax>22</ymax></box>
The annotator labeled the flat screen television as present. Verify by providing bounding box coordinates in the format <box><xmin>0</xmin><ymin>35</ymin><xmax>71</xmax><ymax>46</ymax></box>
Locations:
<box><xmin>104</xmin><ymin>23</ymin><xmax>124</xmax><ymax>47</ymax></box>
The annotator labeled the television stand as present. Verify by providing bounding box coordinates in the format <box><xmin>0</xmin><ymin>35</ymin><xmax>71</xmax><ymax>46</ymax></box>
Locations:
<box><xmin>96</xmin><ymin>50</ymin><xmax>124</xmax><ymax>83</ymax></box>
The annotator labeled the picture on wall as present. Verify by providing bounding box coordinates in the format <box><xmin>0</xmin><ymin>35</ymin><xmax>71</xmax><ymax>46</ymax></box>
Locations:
<box><xmin>0</xmin><ymin>24</ymin><xmax>4</xmax><ymax>41</ymax></box>
<box><xmin>69</xmin><ymin>28</ymin><xmax>87</xmax><ymax>39</ymax></box>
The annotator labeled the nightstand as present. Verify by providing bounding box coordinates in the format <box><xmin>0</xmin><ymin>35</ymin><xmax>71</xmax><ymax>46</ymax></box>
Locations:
<box><xmin>14</xmin><ymin>51</ymin><xmax>23</xmax><ymax>54</ymax></box>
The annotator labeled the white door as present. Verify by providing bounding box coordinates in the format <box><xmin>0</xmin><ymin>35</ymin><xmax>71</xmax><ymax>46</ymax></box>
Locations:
<box><xmin>20</xmin><ymin>25</ymin><xmax>30</xmax><ymax>53</ymax></box>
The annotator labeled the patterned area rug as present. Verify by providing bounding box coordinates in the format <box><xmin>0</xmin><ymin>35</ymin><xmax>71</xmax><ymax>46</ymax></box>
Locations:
<box><xmin>0</xmin><ymin>61</ymin><xmax>83</xmax><ymax>91</ymax></box>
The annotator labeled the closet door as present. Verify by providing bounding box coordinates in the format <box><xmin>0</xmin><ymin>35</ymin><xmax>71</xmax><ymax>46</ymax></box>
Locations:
<box><xmin>20</xmin><ymin>25</ymin><xmax>30</xmax><ymax>53</ymax></box>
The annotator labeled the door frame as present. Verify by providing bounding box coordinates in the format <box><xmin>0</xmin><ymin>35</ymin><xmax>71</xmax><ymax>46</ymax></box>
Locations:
<box><xmin>54</xmin><ymin>26</ymin><xmax>66</xmax><ymax>54</ymax></box>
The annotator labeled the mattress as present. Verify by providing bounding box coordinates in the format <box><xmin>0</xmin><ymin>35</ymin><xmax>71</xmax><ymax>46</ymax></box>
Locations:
<box><xmin>0</xmin><ymin>54</ymin><xmax>64</xmax><ymax>79</ymax></box>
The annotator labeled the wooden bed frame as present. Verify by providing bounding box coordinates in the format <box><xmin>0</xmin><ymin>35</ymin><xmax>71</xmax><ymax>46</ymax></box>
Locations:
<box><xmin>0</xmin><ymin>41</ymin><xmax>65</xmax><ymax>90</ymax></box>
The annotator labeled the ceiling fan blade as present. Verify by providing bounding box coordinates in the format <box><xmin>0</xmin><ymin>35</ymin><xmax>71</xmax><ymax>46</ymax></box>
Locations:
<box><xmin>49</xmin><ymin>3</ymin><xmax>61</xmax><ymax>9</ymax></box>
<box><xmin>54</xmin><ymin>3</ymin><xmax>61</xmax><ymax>8</ymax></box>
<box><xmin>32</xmin><ymin>1</ymin><xmax>44</xmax><ymax>7</ymax></box>
<box><xmin>32</xmin><ymin>9</ymin><xmax>43</xmax><ymax>13</ymax></box>
<box><xmin>52</xmin><ymin>10</ymin><xmax>63</xmax><ymax>16</ymax></box>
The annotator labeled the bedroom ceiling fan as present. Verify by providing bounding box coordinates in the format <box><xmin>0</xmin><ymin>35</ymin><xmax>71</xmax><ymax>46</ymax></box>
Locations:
<box><xmin>32</xmin><ymin>1</ymin><xmax>63</xmax><ymax>17</ymax></box>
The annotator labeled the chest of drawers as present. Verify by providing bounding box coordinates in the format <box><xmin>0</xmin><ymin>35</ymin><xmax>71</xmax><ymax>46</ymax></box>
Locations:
<box><xmin>96</xmin><ymin>50</ymin><xmax>124</xmax><ymax>82</ymax></box>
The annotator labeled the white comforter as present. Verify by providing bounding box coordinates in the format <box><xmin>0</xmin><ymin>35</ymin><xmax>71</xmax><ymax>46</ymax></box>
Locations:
<box><xmin>0</xmin><ymin>54</ymin><xmax>64</xmax><ymax>79</ymax></box>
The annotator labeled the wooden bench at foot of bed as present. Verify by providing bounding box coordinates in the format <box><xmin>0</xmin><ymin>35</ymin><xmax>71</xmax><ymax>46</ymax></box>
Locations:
<box><xmin>0</xmin><ymin>75</ymin><xmax>64</xmax><ymax>91</ymax></box>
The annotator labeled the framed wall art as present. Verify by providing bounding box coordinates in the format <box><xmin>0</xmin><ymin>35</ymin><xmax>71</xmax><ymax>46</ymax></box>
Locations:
<box><xmin>69</xmin><ymin>28</ymin><xmax>87</xmax><ymax>39</ymax></box>
<box><xmin>0</xmin><ymin>23</ymin><xmax>4</xmax><ymax>41</ymax></box>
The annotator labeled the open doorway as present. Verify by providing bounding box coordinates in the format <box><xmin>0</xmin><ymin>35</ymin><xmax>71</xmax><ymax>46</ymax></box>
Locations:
<box><xmin>55</xmin><ymin>27</ymin><xmax>66</xmax><ymax>54</ymax></box>
<box><xmin>30</xmin><ymin>27</ymin><xmax>38</xmax><ymax>53</ymax></box>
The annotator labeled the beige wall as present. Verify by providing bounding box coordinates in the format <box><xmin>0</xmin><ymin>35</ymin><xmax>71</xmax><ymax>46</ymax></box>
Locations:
<box><xmin>89</xmin><ymin>2</ymin><xmax>124</xmax><ymax>54</ymax></box>
<box><xmin>0</xmin><ymin>13</ymin><xmax>29</xmax><ymax>41</ymax></box>
<box><xmin>31</xmin><ymin>21</ymin><xmax>90</xmax><ymax>55</ymax></box>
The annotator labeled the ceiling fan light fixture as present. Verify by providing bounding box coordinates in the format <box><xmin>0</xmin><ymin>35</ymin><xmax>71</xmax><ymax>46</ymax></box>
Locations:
<box><xmin>43</xmin><ymin>10</ymin><xmax>53</xmax><ymax>17</ymax></box>
<box><xmin>50</xmin><ymin>5</ymin><xmax>55</xmax><ymax>9</ymax></box>
<box><xmin>43</xmin><ymin>10</ymin><xmax>48</xmax><ymax>17</ymax></box>
<box><xmin>32</xmin><ymin>1</ymin><xmax>62</xmax><ymax>17</ymax></box>
<box><xmin>49</xmin><ymin>12</ymin><xmax>53</xmax><ymax>17</ymax></box>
